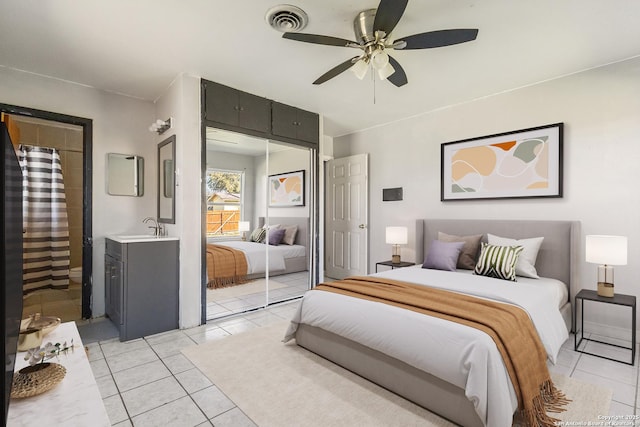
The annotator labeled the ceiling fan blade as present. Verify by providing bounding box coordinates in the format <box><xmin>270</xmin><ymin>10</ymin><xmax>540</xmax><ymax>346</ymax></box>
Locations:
<box><xmin>373</xmin><ymin>0</ymin><xmax>408</xmax><ymax>36</ymax></box>
<box><xmin>386</xmin><ymin>55</ymin><xmax>407</xmax><ymax>87</ymax></box>
<box><xmin>396</xmin><ymin>29</ymin><xmax>478</xmax><ymax>50</ymax></box>
<box><xmin>313</xmin><ymin>57</ymin><xmax>360</xmax><ymax>85</ymax></box>
<box><xmin>283</xmin><ymin>32</ymin><xmax>357</xmax><ymax>47</ymax></box>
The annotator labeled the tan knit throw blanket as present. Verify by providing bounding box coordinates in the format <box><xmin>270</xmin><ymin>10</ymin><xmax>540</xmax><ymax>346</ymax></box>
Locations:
<box><xmin>206</xmin><ymin>244</ymin><xmax>248</xmax><ymax>288</ymax></box>
<box><xmin>316</xmin><ymin>276</ymin><xmax>569</xmax><ymax>426</ymax></box>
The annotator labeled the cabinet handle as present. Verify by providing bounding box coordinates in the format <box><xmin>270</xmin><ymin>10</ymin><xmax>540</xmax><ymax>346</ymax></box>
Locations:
<box><xmin>238</xmin><ymin>106</ymin><xmax>244</xmax><ymax>111</ymax></box>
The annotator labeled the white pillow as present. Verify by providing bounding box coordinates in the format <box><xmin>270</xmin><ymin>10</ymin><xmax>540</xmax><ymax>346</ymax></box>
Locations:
<box><xmin>487</xmin><ymin>234</ymin><xmax>544</xmax><ymax>279</ymax></box>
<box><xmin>262</xmin><ymin>223</ymin><xmax>281</xmax><ymax>230</ymax></box>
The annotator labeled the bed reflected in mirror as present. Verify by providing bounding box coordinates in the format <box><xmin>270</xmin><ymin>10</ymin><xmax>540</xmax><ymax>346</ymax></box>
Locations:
<box><xmin>204</xmin><ymin>127</ymin><xmax>312</xmax><ymax>320</ymax></box>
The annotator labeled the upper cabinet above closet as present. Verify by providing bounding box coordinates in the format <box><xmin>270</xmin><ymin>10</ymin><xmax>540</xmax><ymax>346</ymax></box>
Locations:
<box><xmin>204</xmin><ymin>81</ymin><xmax>271</xmax><ymax>133</ymax></box>
<box><xmin>271</xmin><ymin>102</ymin><xmax>319</xmax><ymax>146</ymax></box>
<box><xmin>202</xmin><ymin>79</ymin><xmax>319</xmax><ymax>147</ymax></box>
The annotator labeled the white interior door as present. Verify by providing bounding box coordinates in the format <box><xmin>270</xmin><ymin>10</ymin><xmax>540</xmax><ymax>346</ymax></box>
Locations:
<box><xmin>325</xmin><ymin>154</ymin><xmax>368</xmax><ymax>279</ymax></box>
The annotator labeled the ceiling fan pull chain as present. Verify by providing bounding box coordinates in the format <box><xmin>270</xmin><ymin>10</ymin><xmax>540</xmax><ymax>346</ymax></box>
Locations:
<box><xmin>372</xmin><ymin>69</ymin><xmax>377</xmax><ymax>105</ymax></box>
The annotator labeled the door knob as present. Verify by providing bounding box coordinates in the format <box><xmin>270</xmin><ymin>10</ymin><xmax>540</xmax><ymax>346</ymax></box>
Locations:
<box><xmin>359</xmin><ymin>224</ymin><xmax>367</xmax><ymax>229</ymax></box>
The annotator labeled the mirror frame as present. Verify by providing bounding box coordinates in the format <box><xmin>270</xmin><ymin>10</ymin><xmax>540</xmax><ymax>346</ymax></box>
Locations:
<box><xmin>157</xmin><ymin>135</ymin><xmax>176</xmax><ymax>223</ymax></box>
<box><xmin>106</xmin><ymin>153</ymin><xmax>144</xmax><ymax>196</ymax></box>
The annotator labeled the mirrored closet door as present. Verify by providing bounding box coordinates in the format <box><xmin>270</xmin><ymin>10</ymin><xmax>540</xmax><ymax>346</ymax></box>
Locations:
<box><xmin>204</xmin><ymin>127</ymin><xmax>313</xmax><ymax>320</ymax></box>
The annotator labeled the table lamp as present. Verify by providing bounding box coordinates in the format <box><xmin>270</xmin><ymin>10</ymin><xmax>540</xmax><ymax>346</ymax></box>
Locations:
<box><xmin>585</xmin><ymin>235</ymin><xmax>627</xmax><ymax>298</ymax></box>
<box><xmin>386</xmin><ymin>226</ymin><xmax>408</xmax><ymax>264</ymax></box>
<box><xmin>239</xmin><ymin>221</ymin><xmax>250</xmax><ymax>241</ymax></box>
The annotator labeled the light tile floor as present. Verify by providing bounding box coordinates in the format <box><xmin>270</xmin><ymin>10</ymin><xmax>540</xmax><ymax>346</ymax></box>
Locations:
<box><xmin>87</xmin><ymin>300</ymin><xmax>301</xmax><ymax>426</ymax></box>
<box><xmin>86</xmin><ymin>300</ymin><xmax>640</xmax><ymax>426</ymax></box>
<box><xmin>206</xmin><ymin>271</ymin><xmax>309</xmax><ymax>320</ymax></box>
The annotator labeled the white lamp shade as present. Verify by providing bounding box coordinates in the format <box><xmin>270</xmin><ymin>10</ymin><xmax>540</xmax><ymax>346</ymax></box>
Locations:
<box><xmin>371</xmin><ymin>49</ymin><xmax>390</xmax><ymax>69</ymax></box>
<box><xmin>377</xmin><ymin>62</ymin><xmax>395</xmax><ymax>80</ymax></box>
<box><xmin>586</xmin><ymin>235</ymin><xmax>627</xmax><ymax>265</ymax></box>
<box><xmin>386</xmin><ymin>226</ymin><xmax>408</xmax><ymax>245</ymax></box>
<box><xmin>351</xmin><ymin>59</ymin><xmax>369</xmax><ymax>80</ymax></box>
<box><xmin>238</xmin><ymin>221</ymin><xmax>251</xmax><ymax>232</ymax></box>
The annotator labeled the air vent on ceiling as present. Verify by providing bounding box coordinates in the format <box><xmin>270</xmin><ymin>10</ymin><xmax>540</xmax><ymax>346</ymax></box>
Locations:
<box><xmin>265</xmin><ymin>5</ymin><xmax>308</xmax><ymax>33</ymax></box>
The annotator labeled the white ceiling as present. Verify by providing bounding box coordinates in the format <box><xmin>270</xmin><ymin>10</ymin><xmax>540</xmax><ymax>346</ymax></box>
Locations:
<box><xmin>2</xmin><ymin>0</ymin><xmax>640</xmax><ymax>137</ymax></box>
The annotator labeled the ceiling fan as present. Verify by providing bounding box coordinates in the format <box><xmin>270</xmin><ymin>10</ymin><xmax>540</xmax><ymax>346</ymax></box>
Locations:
<box><xmin>282</xmin><ymin>0</ymin><xmax>478</xmax><ymax>87</ymax></box>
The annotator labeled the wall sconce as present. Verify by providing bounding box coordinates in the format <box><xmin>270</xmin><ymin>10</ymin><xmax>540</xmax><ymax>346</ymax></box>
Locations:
<box><xmin>239</xmin><ymin>221</ymin><xmax>251</xmax><ymax>241</ymax></box>
<box><xmin>586</xmin><ymin>235</ymin><xmax>627</xmax><ymax>297</ymax></box>
<box><xmin>148</xmin><ymin>118</ymin><xmax>172</xmax><ymax>135</ymax></box>
<box><xmin>386</xmin><ymin>226</ymin><xmax>408</xmax><ymax>264</ymax></box>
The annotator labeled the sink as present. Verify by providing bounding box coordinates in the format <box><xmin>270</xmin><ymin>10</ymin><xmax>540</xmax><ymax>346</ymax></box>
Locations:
<box><xmin>114</xmin><ymin>234</ymin><xmax>157</xmax><ymax>240</ymax></box>
<box><xmin>108</xmin><ymin>234</ymin><xmax>179</xmax><ymax>243</ymax></box>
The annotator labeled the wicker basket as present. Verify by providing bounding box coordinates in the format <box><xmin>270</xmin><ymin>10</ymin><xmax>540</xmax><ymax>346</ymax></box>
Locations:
<box><xmin>10</xmin><ymin>362</ymin><xmax>66</xmax><ymax>399</ymax></box>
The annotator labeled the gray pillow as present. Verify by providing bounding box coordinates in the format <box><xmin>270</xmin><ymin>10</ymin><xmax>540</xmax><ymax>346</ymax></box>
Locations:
<box><xmin>422</xmin><ymin>240</ymin><xmax>465</xmax><ymax>271</ymax></box>
<box><xmin>438</xmin><ymin>232</ymin><xmax>483</xmax><ymax>270</ymax></box>
<box><xmin>281</xmin><ymin>225</ymin><xmax>298</xmax><ymax>245</ymax></box>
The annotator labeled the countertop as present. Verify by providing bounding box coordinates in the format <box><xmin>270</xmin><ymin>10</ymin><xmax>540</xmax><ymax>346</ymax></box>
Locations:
<box><xmin>106</xmin><ymin>234</ymin><xmax>179</xmax><ymax>243</ymax></box>
<box><xmin>7</xmin><ymin>322</ymin><xmax>110</xmax><ymax>426</ymax></box>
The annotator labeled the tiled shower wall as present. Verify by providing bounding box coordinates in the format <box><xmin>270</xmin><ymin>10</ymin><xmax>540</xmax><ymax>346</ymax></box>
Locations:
<box><xmin>16</xmin><ymin>119</ymin><xmax>84</xmax><ymax>269</ymax></box>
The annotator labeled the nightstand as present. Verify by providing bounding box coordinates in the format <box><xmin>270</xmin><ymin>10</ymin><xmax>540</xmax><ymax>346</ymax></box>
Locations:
<box><xmin>574</xmin><ymin>289</ymin><xmax>636</xmax><ymax>365</ymax></box>
<box><xmin>375</xmin><ymin>260</ymin><xmax>415</xmax><ymax>273</ymax></box>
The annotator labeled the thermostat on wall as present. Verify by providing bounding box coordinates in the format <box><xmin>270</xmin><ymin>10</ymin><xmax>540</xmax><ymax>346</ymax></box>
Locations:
<box><xmin>383</xmin><ymin>187</ymin><xmax>403</xmax><ymax>201</ymax></box>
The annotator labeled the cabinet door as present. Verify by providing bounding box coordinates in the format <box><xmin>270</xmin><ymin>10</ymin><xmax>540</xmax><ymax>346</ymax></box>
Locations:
<box><xmin>272</xmin><ymin>102</ymin><xmax>319</xmax><ymax>144</ymax></box>
<box><xmin>295</xmin><ymin>108</ymin><xmax>320</xmax><ymax>144</ymax></box>
<box><xmin>204</xmin><ymin>81</ymin><xmax>271</xmax><ymax>133</ymax></box>
<box><xmin>204</xmin><ymin>81</ymin><xmax>239</xmax><ymax>126</ymax></box>
<box><xmin>238</xmin><ymin>92</ymin><xmax>271</xmax><ymax>133</ymax></box>
<box><xmin>271</xmin><ymin>102</ymin><xmax>298</xmax><ymax>140</ymax></box>
<box><xmin>104</xmin><ymin>254</ymin><xmax>123</xmax><ymax>326</ymax></box>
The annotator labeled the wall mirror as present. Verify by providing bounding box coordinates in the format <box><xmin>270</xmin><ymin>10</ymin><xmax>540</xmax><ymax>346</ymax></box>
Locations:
<box><xmin>158</xmin><ymin>135</ymin><xmax>176</xmax><ymax>223</ymax></box>
<box><xmin>107</xmin><ymin>153</ymin><xmax>144</xmax><ymax>196</ymax></box>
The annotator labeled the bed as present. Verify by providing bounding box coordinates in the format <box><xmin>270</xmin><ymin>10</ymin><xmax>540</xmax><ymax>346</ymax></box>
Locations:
<box><xmin>206</xmin><ymin>216</ymin><xmax>308</xmax><ymax>288</ymax></box>
<box><xmin>285</xmin><ymin>219</ymin><xmax>581</xmax><ymax>427</ymax></box>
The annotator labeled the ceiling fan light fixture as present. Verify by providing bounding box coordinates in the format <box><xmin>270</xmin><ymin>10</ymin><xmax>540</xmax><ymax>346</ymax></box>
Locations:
<box><xmin>370</xmin><ymin>49</ymin><xmax>390</xmax><ymax>70</ymax></box>
<box><xmin>351</xmin><ymin>58</ymin><xmax>369</xmax><ymax>80</ymax></box>
<box><xmin>377</xmin><ymin>62</ymin><xmax>395</xmax><ymax>80</ymax></box>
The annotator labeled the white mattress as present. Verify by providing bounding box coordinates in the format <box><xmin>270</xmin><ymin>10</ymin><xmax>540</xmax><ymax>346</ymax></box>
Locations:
<box><xmin>210</xmin><ymin>240</ymin><xmax>304</xmax><ymax>274</ymax></box>
<box><xmin>399</xmin><ymin>266</ymin><xmax>569</xmax><ymax>309</ymax></box>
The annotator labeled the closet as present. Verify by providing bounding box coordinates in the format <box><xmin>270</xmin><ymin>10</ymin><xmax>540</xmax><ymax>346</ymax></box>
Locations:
<box><xmin>202</xmin><ymin>80</ymin><xmax>318</xmax><ymax>320</ymax></box>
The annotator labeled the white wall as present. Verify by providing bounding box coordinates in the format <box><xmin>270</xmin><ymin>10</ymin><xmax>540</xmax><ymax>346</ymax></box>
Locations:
<box><xmin>154</xmin><ymin>73</ymin><xmax>202</xmax><ymax>329</ymax></box>
<box><xmin>0</xmin><ymin>67</ymin><xmax>156</xmax><ymax>316</ymax></box>
<box><xmin>333</xmin><ymin>57</ymin><xmax>640</xmax><ymax>335</ymax></box>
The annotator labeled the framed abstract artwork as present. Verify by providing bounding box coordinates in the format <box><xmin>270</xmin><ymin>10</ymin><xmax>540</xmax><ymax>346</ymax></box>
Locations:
<box><xmin>268</xmin><ymin>170</ymin><xmax>305</xmax><ymax>207</ymax></box>
<box><xmin>441</xmin><ymin>123</ymin><xmax>563</xmax><ymax>201</ymax></box>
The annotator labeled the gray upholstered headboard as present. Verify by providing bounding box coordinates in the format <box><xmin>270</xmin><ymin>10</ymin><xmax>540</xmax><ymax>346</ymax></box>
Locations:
<box><xmin>259</xmin><ymin>216</ymin><xmax>309</xmax><ymax>249</ymax></box>
<box><xmin>416</xmin><ymin>219</ymin><xmax>581</xmax><ymax>302</ymax></box>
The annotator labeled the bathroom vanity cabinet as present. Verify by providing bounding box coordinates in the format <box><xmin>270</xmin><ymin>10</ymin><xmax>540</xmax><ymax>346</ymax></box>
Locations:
<box><xmin>105</xmin><ymin>236</ymin><xmax>179</xmax><ymax>341</ymax></box>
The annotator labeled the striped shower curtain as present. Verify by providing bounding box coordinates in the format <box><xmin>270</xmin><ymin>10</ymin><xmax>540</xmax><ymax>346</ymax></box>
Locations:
<box><xmin>18</xmin><ymin>145</ymin><xmax>70</xmax><ymax>293</ymax></box>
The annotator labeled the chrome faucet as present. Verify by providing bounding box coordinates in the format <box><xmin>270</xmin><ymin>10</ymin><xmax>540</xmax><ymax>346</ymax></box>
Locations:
<box><xmin>143</xmin><ymin>217</ymin><xmax>160</xmax><ymax>236</ymax></box>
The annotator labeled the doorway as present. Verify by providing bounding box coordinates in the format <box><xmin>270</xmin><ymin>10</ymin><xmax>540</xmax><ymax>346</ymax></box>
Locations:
<box><xmin>0</xmin><ymin>104</ymin><xmax>93</xmax><ymax>320</ymax></box>
<box><xmin>325</xmin><ymin>153</ymin><xmax>369</xmax><ymax>279</ymax></box>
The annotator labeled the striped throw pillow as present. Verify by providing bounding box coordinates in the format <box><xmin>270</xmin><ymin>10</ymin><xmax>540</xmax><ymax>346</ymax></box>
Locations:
<box><xmin>474</xmin><ymin>243</ymin><xmax>524</xmax><ymax>281</ymax></box>
<box><xmin>249</xmin><ymin>227</ymin><xmax>266</xmax><ymax>243</ymax></box>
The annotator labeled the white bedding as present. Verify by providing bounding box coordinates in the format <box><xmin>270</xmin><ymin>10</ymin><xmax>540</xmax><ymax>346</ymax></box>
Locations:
<box><xmin>285</xmin><ymin>267</ymin><xmax>569</xmax><ymax>427</ymax></box>
<box><xmin>213</xmin><ymin>240</ymin><xmax>304</xmax><ymax>274</ymax></box>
